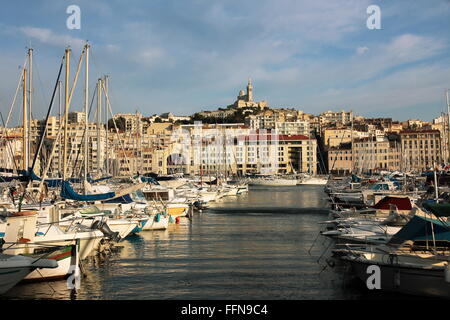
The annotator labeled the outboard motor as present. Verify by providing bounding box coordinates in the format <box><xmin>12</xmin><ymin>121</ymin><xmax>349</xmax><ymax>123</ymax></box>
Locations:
<box><xmin>91</xmin><ymin>220</ymin><xmax>121</xmax><ymax>242</ymax></box>
<box><xmin>193</xmin><ymin>200</ymin><xmax>207</xmax><ymax>210</ymax></box>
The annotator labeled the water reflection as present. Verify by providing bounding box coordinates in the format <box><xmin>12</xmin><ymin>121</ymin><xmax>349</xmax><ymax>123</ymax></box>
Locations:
<box><xmin>1</xmin><ymin>185</ymin><xmax>395</xmax><ymax>299</ymax></box>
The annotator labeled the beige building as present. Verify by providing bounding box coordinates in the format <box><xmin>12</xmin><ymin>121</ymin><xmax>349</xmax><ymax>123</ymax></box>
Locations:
<box><xmin>328</xmin><ymin>143</ymin><xmax>352</xmax><ymax>174</ymax></box>
<box><xmin>169</xmin><ymin>125</ymin><xmax>318</xmax><ymax>176</ymax></box>
<box><xmin>113</xmin><ymin>112</ymin><xmax>143</xmax><ymax>133</ymax></box>
<box><xmin>399</xmin><ymin>129</ymin><xmax>443</xmax><ymax>172</ymax></box>
<box><xmin>275</xmin><ymin>121</ymin><xmax>310</xmax><ymax>135</ymax></box>
<box><xmin>323</xmin><ymin>127</ymin><xmax>368</xmax><ymax>148</ymax></box>
<box><xmin>246</xmin><ymin>109</ymin><xmax>306</xmax><ymax>130</ymax></box>
<box><xmin>0</xmin><ymin>129</ymin><xmax>23</xmax><ymax>171</ymax></box>
<box><xmin>353</xmin><ymin>136</ymin><xmax>401</xmax><ymax>173</ymax></box>
<box><xmin>320</xmin><ymin>110</ymin><xmax>353</xmax><ymax>125</ymax></box>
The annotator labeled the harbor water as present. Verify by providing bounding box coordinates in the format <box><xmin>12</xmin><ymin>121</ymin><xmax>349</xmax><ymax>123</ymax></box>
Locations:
<box><xmin>2</xmin><ymin>186</ymin><xmax>410</xmax><ymax>300</ymax></box>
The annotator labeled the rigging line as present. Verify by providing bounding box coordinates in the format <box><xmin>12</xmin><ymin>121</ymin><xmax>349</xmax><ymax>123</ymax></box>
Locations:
<box><xmin>30</xmin><ymin>55</ymin><xmax>65</xmax><ymax>175</ymax></box>
<box><xmin>70</xmin><ymin>83</ymin><xmax>98</xmax><ymax>178</ymax></box>
<box><xmin>0</xmin><ymin>112</ymin><xmax>20</xmax><ymax>174</ymax></box>
<box><xmin>32</xmin><ymin>57</ymin><xmax>51</xmax><ymax>120</ymax></box>
<box><xmin>329</xmin><ymin>128</ymin><xmax>349</xmax><ymax>174</ymax></box>
<box><xmin>36</xmin><ymin>75</ymin><xmax>92</xmax><ymax>188</ymax></box>
<box><xmin>4</xmin><ymin>57</ymin><xmax>28</xmax><ymax>129</ymax></box>
<box><xmin>61</xmin><ymin>47</ymin><xmax>86</xmax><ymax>178</ymax></box>
<box><xmin>101</xmin><ymin>81</ymin><xmax>134</xmax><ymax>175</ymax></box>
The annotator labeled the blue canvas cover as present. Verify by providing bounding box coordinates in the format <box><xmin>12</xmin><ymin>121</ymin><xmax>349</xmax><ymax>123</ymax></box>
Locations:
<box><xmin>60</xmin><ymin>181</ymin><xmax>116</xmax><ymax>201</ymax></box>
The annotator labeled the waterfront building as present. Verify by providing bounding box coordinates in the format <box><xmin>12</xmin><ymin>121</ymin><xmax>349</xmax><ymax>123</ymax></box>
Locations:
<box><xmin>327</xmin><ymin>143</ymin><xmax>352</xmax><ymax>175</ymax></box>
<box><xmin>399</xmin><ymin>129</ymin><xmax>443</xmax><ymax>171</ymax></box>
<box><xmin>352</xmin><ymin>135</ymin><xmax>401</xmax><ymax>173</ymax></box>
<box><xmin>171</xmin><ymin>124</ymin><xmax>318</xmax><ymax>176</ymax></box>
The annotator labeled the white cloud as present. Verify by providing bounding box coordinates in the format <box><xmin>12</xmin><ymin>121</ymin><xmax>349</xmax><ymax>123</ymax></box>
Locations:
<box><xmin>356</xmin><ymin>46</ymin><xmax>369</xmax><ymax>55</ymax></box>
<box><xmin>19</xmin><ymin>27</ymin><xmax>85</xmax><ymax>50</ymax></box>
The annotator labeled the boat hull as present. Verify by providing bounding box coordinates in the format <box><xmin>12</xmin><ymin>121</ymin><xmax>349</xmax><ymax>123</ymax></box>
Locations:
<box><xmin>142</xmin><ymin>215</ymin><xmax>169</xmax><ymax>230</ymax></box>
<box><xmin>24</xmin><ymin>245</ymin><xmax>76</xmax><ymax>281</ymax></box>
<box><xmin>0</xmin><ymin>267</ymin><xmax>34</xmax><ymax>294</ymax></box>
<box><xmin>346</xmin><ymin>259</ymin><xmax>450</xmax><ymax>298</ymax></box>
<box><xmin>107</xmin><ymin>220</ymin><xmax>139</xmax><ymax>239</ymax></box>
<box><xmin>248</xmin><ymin>179</ymin><xmax>297</xmax><ymax>186</ymax></box>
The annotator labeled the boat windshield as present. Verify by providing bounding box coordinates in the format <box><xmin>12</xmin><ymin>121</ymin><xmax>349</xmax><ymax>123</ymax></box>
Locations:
<box><xmin>371</xmin><ymin>183</ymin><xmax>390</xmax><ymax>191</ymax></box>
<box><xmin>132</xmin><ymin>190</ymin><xmax>146</xmax><ymax>201</ymax></box>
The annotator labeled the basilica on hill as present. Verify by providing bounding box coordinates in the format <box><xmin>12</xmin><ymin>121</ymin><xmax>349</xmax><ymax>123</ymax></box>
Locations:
<box><xmin>228</xmin><ymin>79</ymin><xmax>268</xmax><ymax>110</ymax></box>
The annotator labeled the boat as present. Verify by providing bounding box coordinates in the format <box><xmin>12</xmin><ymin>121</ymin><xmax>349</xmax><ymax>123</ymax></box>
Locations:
<box><xmin>298</xmin><ymin>175</ymin><xmax>329</xmax><ymax>185</ymax></box>
<box><xmin>23</xmin><ymin>244</ymin><xmax>78</xmax><ymax>281</ymax></box>
<box><xmin>0</xmin><ymin>252</ymin><xmax>58</xmax><ymax>294</ymax></box>
<box><xmin>338</xmin><ymin>246</ymin><xmax>450</xmax><ymax>298</ymax></box>
<box><xmin>1</xmin><ymin>210</ymin><xmax>104</xmax><ymax>261</ymax></box>
<box><xmin>333</xmin><ymin>209</ymin><xmax>450</xmax><ymax>298</ymax></box>
<box><xmin>58</xmin><ymin>206</ymin><xmax>139</xmax><ymax>240</ymax></box>
<box><xmin>141</xmin><ymin>213</ymin><xmax>170</xmax><ymax>231</ymax></box>
<box><xmin>247</xmin><ymin>176</ymin><xmax>297</xmax><ymax>186</ymax></box>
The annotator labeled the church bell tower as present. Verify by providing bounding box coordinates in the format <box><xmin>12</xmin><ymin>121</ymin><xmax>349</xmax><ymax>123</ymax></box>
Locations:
<box><xmin>246</xmin><ymin>78</ymin><xmax>253</xmax><ymax>102</ymax></box>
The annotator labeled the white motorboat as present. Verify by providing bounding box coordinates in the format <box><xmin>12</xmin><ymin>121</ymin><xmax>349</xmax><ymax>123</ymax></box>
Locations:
<box><xmin>0</xmin><ymin>252</ymin><xmax>58</xmax><ymax>294</ymax></box>
<box><xmin>333</xmin><ymin>212</ymin><xmax>450</xmax><ymax>298</ymax></box>
<box><xmin>59</xmin><ymin>206</ymin><xmax>139</xmax><ymax>239</ymax></box>
<box><xmin>24</xmin><ymin>244</ymin><xmax>78</xmax><ymax>281</ymax></box>
<box><xmin>140</xmin><ymin>213</ymin><xmax>170</xmax><ymax>231</ymax></box>
<box><xmin>298</xmin><ymin>176</ymin><xmax>329</xmax><ymax>185</ymax></box>
<box><xmin>338</xmin><ymin>248</ymin><xmax>450</xmax><ymax>298</ymax></box>
<box><xmin>1</xmin><ymin>211</ymin><xmax>104</xmax><ymax>261</ymax></box>
<box><xmin>247</xmin><ymin>177</ymin><xmax>297</xmax><ymax>186</ymax></box>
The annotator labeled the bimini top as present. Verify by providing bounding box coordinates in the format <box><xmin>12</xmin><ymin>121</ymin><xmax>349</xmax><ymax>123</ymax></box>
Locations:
<box><xmin>388</xmin><ymin>214</ymin><xmax>450</xmax><ymax>246</ymax></box>
<box><xmin>371</xmin><ymin>196</ymin><xmax>412</xmax><ymax>211</ymax></box>
<box><xmin>422</xmin><ymin>201</ymin><xmax>450</xmax><ymax>217</ymax></box>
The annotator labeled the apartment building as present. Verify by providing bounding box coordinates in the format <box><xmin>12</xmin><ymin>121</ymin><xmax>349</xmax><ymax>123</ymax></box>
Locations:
<box><xmin>352</xmin><ymin>136</ymin><xmax>401</xmax><ymax>173</ymax></box>
<box><xmin>399</xmin><ymin>129</ymin><xmax>443</xmax><ymax>171</ymax></box>
<box><xmin>328</xmin><ymin>143</ymin><xmax>352</xmax><ymax>175</ymax></box>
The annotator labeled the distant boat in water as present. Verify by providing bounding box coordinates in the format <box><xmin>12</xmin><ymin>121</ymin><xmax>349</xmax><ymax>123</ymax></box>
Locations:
<box><xmin>247</xmin><ymin>176</ymin><xmax>297</xmax><ymax>187</ymax></box>
<box><xmin>297</xmin><ymin>175</ymin><xmax>329</xmax><ymax>185</ymax></box>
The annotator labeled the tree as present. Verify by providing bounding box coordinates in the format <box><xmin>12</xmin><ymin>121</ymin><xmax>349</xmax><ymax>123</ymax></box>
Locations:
<box><xmin>107</xmin><ymin>116</ymin><xmax>126</xmax><ymax>132</ymax></box>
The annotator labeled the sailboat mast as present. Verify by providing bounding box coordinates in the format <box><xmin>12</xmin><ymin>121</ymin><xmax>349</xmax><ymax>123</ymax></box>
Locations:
<box><xmin>27</xmin><ymin>48</ymin><xmax>33</xmax><ymax>168</ymax></box>
<box><xmin>350</xmin><ymin>112</ymin><xmax>354</xmax><ymax>174</ymax></box>
<box><xmin>63</xmin><ymin>48</ymin><xmax>71</xmax><ymax>181</ymax></box>
<box><xmin>446</xmin><ymin>89</ymin><xmax>450</xmax><ymax>164</ymax></box>
<box><xmin>22</xmin><ymin>68</ymin><xmax>28</xmax><ymax>171</ymax></box>
<box><xmin>84</xmin><ymin>43</ymin><xmax>90</xmax><ymax>182</ymax></box>
<box><xmin>104</xmin><ymin>75</ymin><xmax>109</xmax><ymax>176</ymax></box>
<box><xmin>58</xmin><ymin>80</ymin><xmax>62</xmax><ymax>175</ymax></box>
<box><xmin>97</xmin><ymin>78</ymin><xmax>102</xmax><ymax>176</ymax></box>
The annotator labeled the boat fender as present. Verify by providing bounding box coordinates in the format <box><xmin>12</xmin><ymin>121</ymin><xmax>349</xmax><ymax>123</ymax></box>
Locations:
<box><xmin>11</xmin><ymin>211</ymin><xmax>37</xmax><ymax>217</ymax></box>
<box><xmin>175</xmin><ymin>216</ymin><xmax>181</xmax><ymax>224</ymax></box>
<box><xmin>169</xmin><ymin>215</ymin><xmax>175</xmax><ymax>224</ymax></box>
<box><xmin>154</xmin><ymin>213</ymin><xmax>161</xmax><ymax>222</ymax></box>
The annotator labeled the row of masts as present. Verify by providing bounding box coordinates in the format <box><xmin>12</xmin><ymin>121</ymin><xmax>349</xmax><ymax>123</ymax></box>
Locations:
<box><xmin>17</xmin><ymin>44</ymin><xmax>114</xmax><ymax>190</ymax></box>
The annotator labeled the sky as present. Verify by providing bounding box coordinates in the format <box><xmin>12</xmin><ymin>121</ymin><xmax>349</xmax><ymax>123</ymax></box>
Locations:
<box><xmin>0</xmin><ymin>0</ymin><xmax>449</xmax><ymax>126</ymax></box>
